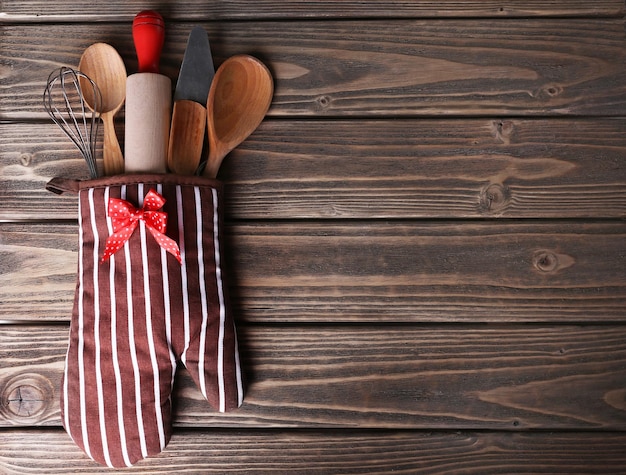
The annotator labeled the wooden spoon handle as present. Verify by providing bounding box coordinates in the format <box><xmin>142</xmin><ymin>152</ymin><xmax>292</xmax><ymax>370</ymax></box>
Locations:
<box><xmin>168</xmin><ymin>100</ymin><xmax>207</xmax><ymax>175</ymax></box>
<box><xmin>101</xmin><ymin>112</ymin><xmax>124</xmax><ymax>176</ymax></box>
<box><xmin>203</xmin><ymin>152</ymin><xmax>222</xmax><ymax>179</ymax></box>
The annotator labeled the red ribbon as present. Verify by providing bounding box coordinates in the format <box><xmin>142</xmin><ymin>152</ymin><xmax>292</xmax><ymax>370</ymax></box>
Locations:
<box><xmin>100</xmin><ymin>189</ymin><xmax>182</xmax><ymax>264</ymax></box>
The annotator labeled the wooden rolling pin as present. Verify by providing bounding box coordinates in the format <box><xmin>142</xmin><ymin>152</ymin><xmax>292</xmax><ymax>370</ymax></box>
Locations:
<box><xmin>124</xmin><ymin>10</ymin><xmax>171</xmax><ymax>173</ymax></box>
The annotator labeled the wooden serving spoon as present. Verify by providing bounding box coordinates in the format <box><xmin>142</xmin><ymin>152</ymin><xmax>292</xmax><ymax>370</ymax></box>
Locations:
<box><xmin>203</xmin><ymin>55</ymin><xmax>273</xmax><ymax>178</ymax></box>
<box><xmin>79</xmin><ymin>43</ymin><xmax>127</xmax><ymax>176</ymax></box>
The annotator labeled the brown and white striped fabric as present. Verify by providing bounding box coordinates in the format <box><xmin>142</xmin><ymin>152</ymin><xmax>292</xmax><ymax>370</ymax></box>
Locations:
<box><xmin>48</xmin><ymin>175</ymin><xmax>243</xmax><ymax>468</ymax></box>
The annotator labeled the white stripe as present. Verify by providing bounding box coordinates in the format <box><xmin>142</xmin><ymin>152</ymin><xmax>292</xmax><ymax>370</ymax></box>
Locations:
<box><xmin>157</xmin><ymin>183</ymin><xmax>177</xmax><ymax>399</ymax></box>
<box><xmin>196</xmin><ymin>187</ymin><xmax>209</xmax><ymax>399</ymax></box>
<box><xmin>211</xmin><ymin>187</ymin><xmax>227</xmax><ymax>412</ymax></box>
<box><xmin>90</xmin><ymin>188</ymin><xmax>112</xmax><ymax>467</ymax></box>
<box><xmin>62</xmin><ymin>336</ymin><xmax>71</xmax><ymax>434</ymax></box>
<box><xmin>138</xmin><ymin>185</ymin><xmax>166</xmax><ymax>450</ymax></box>
<box><xmin>122</xmin><ymin>185</ymin><xmax>148</xmax><ymax>458</ymax></box>
<box><xmin>177</xmin><ymin>186</ymin><xmax>191</xmax><ymax>363</ymax></box>
<box><xmin>77</xmin><ymin>190</ymin><xmax>92</xmax><ymax>459</ymax></box>
<box><xmin>105</xmin><ymin>186</ymin><xmax>132</xmax><ymax>467</ymax></box>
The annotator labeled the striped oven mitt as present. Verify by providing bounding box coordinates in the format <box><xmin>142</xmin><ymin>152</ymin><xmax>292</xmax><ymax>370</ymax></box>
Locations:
<box><xmin>47</xmin><ymin>174</ymin><xmax>244</xmax><ymax>468</ymax></box>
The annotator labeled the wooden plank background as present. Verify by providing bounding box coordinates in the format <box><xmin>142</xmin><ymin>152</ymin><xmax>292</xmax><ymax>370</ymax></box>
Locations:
<box><xmin>2</xmin><ymin>20</ymin><xmax>626</xmax><ymax>119</ymax></box>
<box><xmin>3</xmin><ymin>431</ymin><xmax>626</xmax><ymax>474</ymax></box>
<box><xmin>1</xmin><ymin>0</ymin><xmax>624</xmax><ymax>20</ymax></box>
<box><xmin>2</xmin><ymin>119</ymin><xmax>626</xmax><ymax>220</ymax></box>
<box><xmin>2</xmin><ymin>222</ymin><xmax>626</xmax><ymax>323</ymax></box>
<box><xmin>2</xmin><ymin>325</ymin><xmax>626</xmax><ymax>429</ymax></box>
<box><xmin>1</xmin><ymin>0</ymin><xmax>625</xmax><ymax>473</ymax></box>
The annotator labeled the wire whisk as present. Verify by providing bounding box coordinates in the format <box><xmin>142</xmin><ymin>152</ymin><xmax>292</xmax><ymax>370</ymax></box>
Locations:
<box><xmin>43</xmin><ymin>67</ymin><xmax>102</xmax><ymax>179</ymax></box>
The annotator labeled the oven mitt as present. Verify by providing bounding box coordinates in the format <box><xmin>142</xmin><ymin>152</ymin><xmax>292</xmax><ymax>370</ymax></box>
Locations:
<box><xmin>46</xmin><ymin>175</ymin><xmax>244</xmax><ymax>468</ymax></box>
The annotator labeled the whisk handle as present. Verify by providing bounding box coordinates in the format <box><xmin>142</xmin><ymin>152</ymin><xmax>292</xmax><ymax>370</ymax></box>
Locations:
<box><xmin>133</xmin><ymin>10</ymin><xmax>165</xmax><ymax>74</ymax></box>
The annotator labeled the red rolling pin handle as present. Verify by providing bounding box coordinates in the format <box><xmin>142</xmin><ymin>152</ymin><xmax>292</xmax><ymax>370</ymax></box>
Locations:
<box><xmin>132</xmin><ymin>10</ymin><xmax>165</xmax><ymax>73</ymax></box>
<box><xmin>125</xmin><ymin>10</ymin><xmax>171</xmax><ymax>173</ymax></box>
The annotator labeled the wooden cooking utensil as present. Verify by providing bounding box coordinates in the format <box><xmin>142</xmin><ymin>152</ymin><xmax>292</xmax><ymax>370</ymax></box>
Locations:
<box><xmin>168</xmin><ymin>26</ymin><xmax>215</xmax><ymax>175</ymax></box>
<box><xmin>79</xmin><ymin>43</ymin><xmax>126</xmax><ymax>176</ymax></box>
<box><xmin>124</xmin><ymin>10</ymin><xmax>171</xmax><ymax>173</ymax></box>
<box><xmin>202</xmin><ymin>55</ymin><xmax>273</xmax><ymax>179</ymax></box>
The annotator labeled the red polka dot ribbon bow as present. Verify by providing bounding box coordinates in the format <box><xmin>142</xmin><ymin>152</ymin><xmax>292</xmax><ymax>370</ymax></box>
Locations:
<box><xmin>101</xmin><ymin>189</ymin><xmax>182</xmax><ymax>264</ymax></box>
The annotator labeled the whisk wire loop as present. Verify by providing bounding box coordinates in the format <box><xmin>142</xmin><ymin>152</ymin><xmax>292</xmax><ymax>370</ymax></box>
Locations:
<box><xmin>44</xmin><ymin>66</ymin><xmax>102</xmax><ymax>178</ymax></box>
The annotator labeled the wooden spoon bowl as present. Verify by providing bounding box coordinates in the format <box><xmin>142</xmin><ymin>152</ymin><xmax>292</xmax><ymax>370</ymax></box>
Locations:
<box><xmin>203</xmin><ymin>55</ymin><xmax>273</xmax><ymax>178</ymax></box>
<box><xmin>79</xmin><ymin>42</ymin><xmax>127</xmax><ymax>175</ymax></box>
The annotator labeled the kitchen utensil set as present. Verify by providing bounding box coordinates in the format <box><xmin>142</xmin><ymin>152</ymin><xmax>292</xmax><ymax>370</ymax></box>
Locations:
<box><xmin>44</xmin><ymin>10</ymin><xmax>272</xmax><ymax>179</ymax></box>
<box><xmin>44</xmin><ymin>13</ymin><xmax>260</xmax><ymax>469</ymax></box>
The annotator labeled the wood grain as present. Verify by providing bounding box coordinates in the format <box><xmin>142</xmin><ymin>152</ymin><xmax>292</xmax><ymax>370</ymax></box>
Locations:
<box><xmin>2</xmin><ymin>119</ymin><xmax>626</xmax><ymax>220</ymax></box>
<box><xmin>123</xmin><ymin>73</ymin><xmax>171</xmax><ymax>173</ymax></box>
<box><xmin>2</xmin><ymin>429</ymin><xmax>626</xmax><ymax>474</ymax></box>
<box><xmin>2</xmin><ymin>20</ymin><xmax>625</xmax><ymax>119</ymax></box>
<box><xmin>2</xmin><ymin>2</ymin><xmax>626</xmax><ymax>473</ymax></box>
<box><xmin>1</xmin><ymin>221</ymin><xmax>625</xmax><ymax>323</ymax></box>
<box><xmin>1</xmin><ymin>325</ymin><xmax>625</xmax><ymax>429</ymax></box>
<box><xmin>1</xmin><ymin>0</ymin><xmax>623</xmax><ymax>21</ymax></box>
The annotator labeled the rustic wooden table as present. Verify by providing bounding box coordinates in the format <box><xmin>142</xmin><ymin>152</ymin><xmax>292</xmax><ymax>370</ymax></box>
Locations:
<box><xmin>1</xmin><ymin>1</ymin><xmax>626</xmax><ymax>473</ymax></box>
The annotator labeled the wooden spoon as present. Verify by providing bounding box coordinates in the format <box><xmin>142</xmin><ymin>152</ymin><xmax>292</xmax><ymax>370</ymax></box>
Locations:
<box><xmin>203</xmin><ymin>55</ymin><xmax>273</xmax><ymax>178</ymax></box>
<box><xmin>79</xmin><ymin>43</ymin><xmax>127</xmax><ymax>176</ymax></box>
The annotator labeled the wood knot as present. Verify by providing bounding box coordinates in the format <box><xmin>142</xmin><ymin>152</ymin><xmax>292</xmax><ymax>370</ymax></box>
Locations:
<box><xmin>491</xmin><ymin>120</ymin><xmax>515</xmax><ymax>144</ymax></box>
<box><xmin>0</xmin><ymin>373</ymin><xmax>54</xmax><ymax>422</ymax></box>
<box><xmin>534</xmin><ymin>84</ymin><xmax>564</xmax><ymax>100</ymax></box>
<box><xmin>479</xmin><ymin>183</ymin><xmax>510</xmax><ymax>214</ymax></box>
<box><xmin>20</xmin><ymin>153</ymin><xmax>34</xmax><ymax>166</ymax></box>
<box><xmin>315</xmin><ymin>95</ymin><xmax>332</xmax><ymax>110</ymax></box>
<box><xmin>532</xmin><ymin>250</ymin><xmax>575</xmax><ymax>274</ymax></box>
<box><xmin>533</xmin><ymin>251</ymin><xmax>559</xmax><ymax>272</ymax></box>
